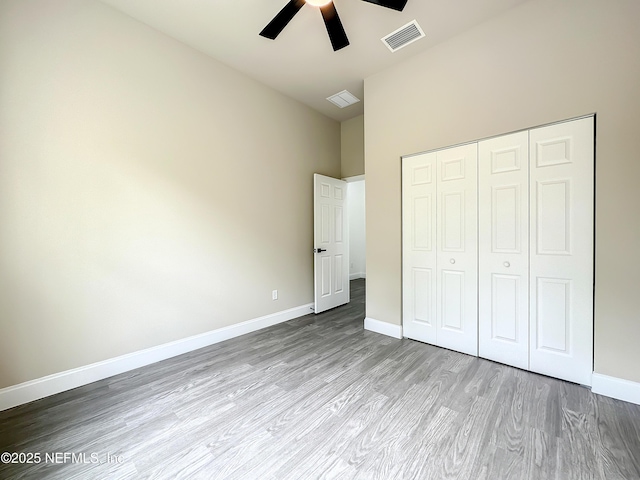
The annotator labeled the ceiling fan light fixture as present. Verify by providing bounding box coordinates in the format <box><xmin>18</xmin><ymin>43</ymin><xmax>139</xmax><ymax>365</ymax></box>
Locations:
<box><xmin>260</xmin><ymin>0</ymin><xmax>409</xmax><ymax>51</ymax></box>
<box><xmin>306</xmin><ymin>0</ymin><xmax>332</xmax><ymax>7</ymax></box>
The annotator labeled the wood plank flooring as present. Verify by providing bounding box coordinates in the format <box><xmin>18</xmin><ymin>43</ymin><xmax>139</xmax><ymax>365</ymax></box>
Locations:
<box><xmin>1</xmin><ymin>279</ymin><xmax>639</xmax><ymax>479</ymax></box>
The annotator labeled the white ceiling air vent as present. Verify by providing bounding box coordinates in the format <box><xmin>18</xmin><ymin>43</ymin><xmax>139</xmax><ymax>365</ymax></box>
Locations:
<box><xmin>382</xmin><ymin>20</ymin><xmax>425</xmax><ymax>52</ymax></box>
<box><xmin>327</xmin><ymin>90</ymin><xmax>361</xmax><ymax>109</ymax></box>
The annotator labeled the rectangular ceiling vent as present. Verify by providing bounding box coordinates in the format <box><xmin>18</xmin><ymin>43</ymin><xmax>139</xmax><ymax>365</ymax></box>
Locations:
<box><xmin>327</xmin><ymin>90</ymin><xmax>361</xmax><ymax>109</ymax></box>
<box><xmin>382</xmin><ymin>20</ymin><xmax>425</xmax><ymax>52</ymax></box>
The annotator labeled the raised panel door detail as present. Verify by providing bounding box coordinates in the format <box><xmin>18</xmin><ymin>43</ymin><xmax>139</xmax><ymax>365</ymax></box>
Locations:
<box><xmin>321</xmin><ymin>204</ymin><xmax>331</xmax><ymax>244</ymax></box>
<box><xmin>413</xmin><ymin>268</ymin><xmax>433</xmax><ymax>326</ymax></box>
<box><xmin>320</xmin><ymin>183</ymin><xmax>331</xmax><ymax>198</ymax></box>
<box><xmin>536</xmin><ymin>137</ymin><xmax>572</xmax><ymax>168</ymax></box>
<box><xmin>492</xmin><ymin>274</ymin><xmax>519</xmax><ymax>342</ymax></box>
<box><xmin>441</xmin><ymin>270</ymin><xmax>464</xmax><ymax>331</ymax></box>
<box><xmin>334</xmin><ymin>255</ymin><xmax>344</xmax><ymax>294</ymax></box>
<box><xmin>491</xmin><ymin>147</ymin><xmax>521</xmax><ymax>174</ymax></box>
<box><xmin>441</xmin><ymin>157</ymin><xmax>465</xmax><ymax>181</ymax></box>
<box><xmin>413</xmin><ymin>196</ymin><xmax>432</xmax><ymax>251</ymax></box>
<box><xmin>492</xmin><ymin>185</ymin><xmax>521</xmax><ymax>253</ymax></box>
<box><xmin>536</xmin><ymin>277</ymin><xmax>571</xmax><ymax>354</ymax></box>
<box><xmin>321</xmin><ymin>256</ymin><xmax>331</xmax><ymax>297</ymax></box>
<box><xmin>442</xmin><ymin>192</ymin><xmax>464</xmax><ymax>252</ymax></box>
<box><xmin>413</xmin><ymin>165</ymin><xmax>432</xmax><ymax>185</ymax></box>
<box><xmin>537</xmin><ymin>179</ymin><xmax>571</xmax><ymax>255</ymax></box>
<box><xmin>334</xmin><ymin>186</ymin><xmax>343</xmax><ymax>200</ymax></box>
<box><xmin>334</xmin><ymin>206</ymin><xmax>344</xmax><ymax>244</ymax></box>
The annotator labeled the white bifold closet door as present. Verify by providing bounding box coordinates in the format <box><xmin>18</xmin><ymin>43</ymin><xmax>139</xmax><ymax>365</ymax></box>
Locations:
<box><xmin>478</xmin><ymin>131</ymin><xmax>530</xmax><ymax>369</ymax></box>
<box><xmin>478</xmin><ymin>117</ymin><xmax>594</xmax><ymax>385</ymax></box>
<box><xmin>402</xmin><ymin>144</ymin><xmax>478</xmax><ymax>356</ymax></box>
<box><xmin>436</xmin><ymin>144</ymin><xmax>478</xmax><ymax>356</ymax></box>
<box><xmin>529</xmin><ymin>117</ymin><xmax>594</xmax><ymax>385</ymax></box>
<box><xmin>404</xmin><ymin>116</ymin><xmax>593</xmax><ymax>384</ymax></box>
<box><xmin>402</xmin><ymin>152</ymin><xmax>437</xmax><ymax>344</ymax></box>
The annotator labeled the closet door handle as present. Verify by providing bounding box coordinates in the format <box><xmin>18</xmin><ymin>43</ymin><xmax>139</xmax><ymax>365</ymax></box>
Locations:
<box><xmin>450</xmin><ymin>258</ymin><xmax>456</xmax><ymax>264</ymax></box>
<box><xmin>503</xmin><ymin>261</ymin><xmax>511</xmax><ymax>268</ymax></box>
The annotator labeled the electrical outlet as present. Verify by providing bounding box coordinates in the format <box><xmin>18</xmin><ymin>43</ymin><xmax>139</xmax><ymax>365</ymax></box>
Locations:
<box><xmin>272</xmin><ymin>290</ymin><xmax>278</xmax><ymax>300</ymax></box>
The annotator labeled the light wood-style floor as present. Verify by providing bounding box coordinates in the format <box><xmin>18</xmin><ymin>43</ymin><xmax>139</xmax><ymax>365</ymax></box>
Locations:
<box><xmin>1</xmin><ymin>279</ymin><xmax>639</xmax><ymax>479</ymax></box>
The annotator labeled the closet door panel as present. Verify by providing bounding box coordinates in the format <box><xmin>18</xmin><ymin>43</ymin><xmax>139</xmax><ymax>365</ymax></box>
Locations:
<box><xmin>478</xmin><ymin>132</ymin><xmax>529</xmax><ymax>369</ymax></box>
<box><xmin>402</xmin><ymin>153</ymin><xmax>437</xmax><ymax>344</ymax></box>
<box><xmin>529</xmin><ymin>117</ymin><xmax>594</xmax><ymax>386</ymax></box>
<box><xmin>436</xmin><ymin>144</ymin><xmax>478</xmax><ymax>356</ymax></box>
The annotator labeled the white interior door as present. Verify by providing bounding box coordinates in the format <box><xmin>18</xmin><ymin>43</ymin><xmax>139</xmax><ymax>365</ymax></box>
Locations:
<box><xmin>314</xmin><ymin>174</ymin><xmax>349</xmax><ymax>314</ymax></box>
<box><xmin>402</xmin><ymin>153</ymin><xmax>437</xmax><ymax>344</ymax></box>
<box><xmin>529</xmin><ymin>117</ymin><xmax>594</xmax><ymax>385</ymax></box>
<box><xmin>436</xmin><ymin>144</ymin><xmax>478</xmax><ymax>356</ymax></box>
<box><xmin>479</xmin><ymin>132</ymin><xmax>530</xmax><ymax>369</ymax></box>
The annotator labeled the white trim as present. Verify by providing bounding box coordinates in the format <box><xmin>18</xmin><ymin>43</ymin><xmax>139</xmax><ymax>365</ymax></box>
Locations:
<box><xmin>591</xmin><ymin>373</ymin><xmax>640</xmax><ymax>406</ymax></box>
<box><xmin>342</xmin><ymin>174</ymin><xmax>365</xmax><ymax>182</ymax></box>
<box><xmin>0</xmin><ymin>303</ymin><xmax>313</xmax><ymax>412</ymax></box>
<box><xmin>364</xmin><ymin>317</ymin><xmax>402</xmax><ymax>339</ymax></box>
<box><xmin>349</xmin><ymin>272</ymin><xmax>366</xmax><ymax>280</ymax></box>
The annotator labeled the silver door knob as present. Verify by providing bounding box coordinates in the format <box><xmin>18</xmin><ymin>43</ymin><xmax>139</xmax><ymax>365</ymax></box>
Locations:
<box><xmin>503</xmin><ymin>261</ymin><xmax>510</xmax><ymax>268</ymax></box>
<box><xmin>450</xmin><ymin>258</ymin><xmax>455</xmax><ymax>264</ymax></box>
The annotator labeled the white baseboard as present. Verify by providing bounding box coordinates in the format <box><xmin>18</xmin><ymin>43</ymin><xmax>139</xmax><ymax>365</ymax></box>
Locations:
<box><xmin>349</xmin><ymin>273</ymin><xmax>366</xmax><ymax>280</ymax></box>
<box><xmin>364</xmin><ymin>317</ymin><xmax>402</xmax><ymax>340</ymax></box>
<box><xmin>0</xmin><ymin>303</ymin><xmax>314</xmax><ymax>412</ymax></box>
<box><xmin>591</xmin><ymin>373</ymin><xmax>640</xmax><ymax>405</ymax></box>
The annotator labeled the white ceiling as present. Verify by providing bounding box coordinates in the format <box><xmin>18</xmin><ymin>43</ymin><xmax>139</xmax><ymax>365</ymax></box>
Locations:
<box><xmin>99</xmin><ymin>0</ymin><xmax>528</xmax><ymax>122</ymax></box>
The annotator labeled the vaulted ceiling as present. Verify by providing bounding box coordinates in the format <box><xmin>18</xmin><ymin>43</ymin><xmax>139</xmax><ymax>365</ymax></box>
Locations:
<box><xmin>100</xmin><ymin>0</ymin><xmax>528</xmax><ymax>121</ymax></box>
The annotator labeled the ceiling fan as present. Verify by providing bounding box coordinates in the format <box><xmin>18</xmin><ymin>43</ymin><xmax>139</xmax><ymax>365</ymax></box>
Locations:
<box><xmin>259</xmin><ymin>0</ymin><xmax>408</xmax><ymax>52</ymax></box>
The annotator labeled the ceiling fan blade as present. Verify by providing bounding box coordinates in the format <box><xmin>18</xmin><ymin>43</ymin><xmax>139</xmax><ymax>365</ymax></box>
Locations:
<box><xmin>320</xmin><ymin>2</ymin><xmax>349</xmax><ymax>51</ymax></box>
<box><xmin>259</xmin><ymin>0</ymin><xmax>306</xmax><ymax>40</ymax></box>
<box><xmin>361</xmin><ymin>0</ymin><xmax>408</xmax><ymax>12</ymax></box>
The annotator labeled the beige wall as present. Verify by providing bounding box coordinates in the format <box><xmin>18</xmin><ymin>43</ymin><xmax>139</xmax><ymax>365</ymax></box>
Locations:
<box><xmin>0</xmin><ymin>0</ymin><xmax>340</xmax><ymax>389</ymax></box>
<box><xmin>341</xmin><ymin>115</ymin><xmax>365</xmax><ymax>178</ymax></box>
<box><xmin>365</xmin><ymin>0</ymin><xmax>640</xmax><ymax>383</ymax></box>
